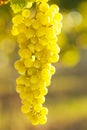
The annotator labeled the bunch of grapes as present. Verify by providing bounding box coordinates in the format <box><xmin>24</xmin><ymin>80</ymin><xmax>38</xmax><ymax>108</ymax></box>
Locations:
<box><xmin>12</xmin><ymin>1</ymin><xmax>62</xmax><ymax>125</ymax></box>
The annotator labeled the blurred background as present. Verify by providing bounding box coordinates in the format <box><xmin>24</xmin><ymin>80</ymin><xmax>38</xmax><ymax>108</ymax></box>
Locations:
<box><xmin>0</xmin><ymin>0</ymin><xmax>87</xmax><ymax>130</ymax></box>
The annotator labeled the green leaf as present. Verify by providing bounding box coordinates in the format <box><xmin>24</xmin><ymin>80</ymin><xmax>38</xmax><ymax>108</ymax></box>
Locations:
<box><xmin>10</xmin><ymin>0</ymin><xmax>27</xmax><ymax>13</ymax></box>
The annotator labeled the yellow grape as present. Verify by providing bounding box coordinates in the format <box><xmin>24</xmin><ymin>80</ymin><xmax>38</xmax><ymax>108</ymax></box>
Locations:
<box><xmin>12</xmin><ymin>0</ymin><xmax>62</xmax><ymax>125</ymax></box>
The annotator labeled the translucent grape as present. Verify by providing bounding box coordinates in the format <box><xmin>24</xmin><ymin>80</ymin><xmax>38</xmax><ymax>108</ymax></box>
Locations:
<box><xmin>22</xmin><ymin>9</ymin><xmax>30</xmax><ymax>18</ymax></box>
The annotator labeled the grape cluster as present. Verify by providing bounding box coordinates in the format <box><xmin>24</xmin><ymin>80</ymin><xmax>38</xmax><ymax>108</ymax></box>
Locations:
<box><xmin>12</xmin><ymin>1</ymin><xmax>62</xmax><ymax>125</ymax></box>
